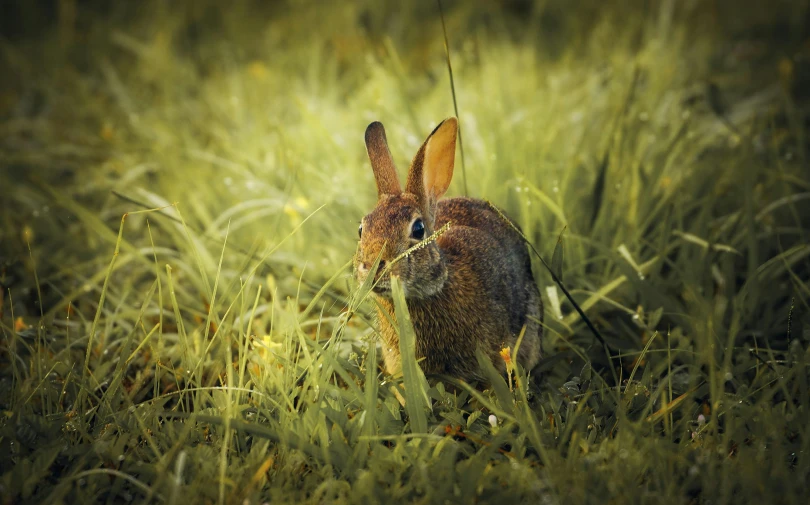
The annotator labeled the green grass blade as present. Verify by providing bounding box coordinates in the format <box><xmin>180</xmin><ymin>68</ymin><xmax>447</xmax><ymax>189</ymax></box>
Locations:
<box><xmin>390</xmin><ymin>276</ymin><xmax>430</xmax><ymax>433</ymax></box>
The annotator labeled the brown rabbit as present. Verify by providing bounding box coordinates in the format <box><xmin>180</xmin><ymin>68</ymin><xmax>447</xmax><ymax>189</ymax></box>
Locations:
<box><xmin>354</xmin><ymin>117</ymin><xmax>543</xmax><ymax>382</ymax></box>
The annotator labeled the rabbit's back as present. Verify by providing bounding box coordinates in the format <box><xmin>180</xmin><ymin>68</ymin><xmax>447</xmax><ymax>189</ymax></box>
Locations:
<box><xmin>436</xmin><ymin>197</ymin><xmax>529</xmax><ymax>258</ymax></box>
<box><xmin>426</xmin><ymin>197</ymin><xmax>542</xmax><ymax>373</ymax></box>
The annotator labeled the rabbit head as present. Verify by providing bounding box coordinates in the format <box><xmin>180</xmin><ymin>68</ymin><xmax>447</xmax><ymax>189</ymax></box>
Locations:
<box><xmin>354</xmin><ymin>118</ymin><xmax>458</xmax><ymax>299</ymax></box>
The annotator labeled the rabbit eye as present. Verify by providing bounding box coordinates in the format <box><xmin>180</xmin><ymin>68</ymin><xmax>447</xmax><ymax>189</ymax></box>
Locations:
<box><xmin>358</xmin><ymin>223</ymin><xmax>363</xmax><ymax>238</ymax></box>
<box><xmin>411</xmin><ymin>218</ymin><xmax>425</xmax><ymax>240</ymax></box>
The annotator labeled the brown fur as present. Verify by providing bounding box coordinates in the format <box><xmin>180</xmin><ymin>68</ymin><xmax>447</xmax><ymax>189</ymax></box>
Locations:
<box><xmin>355</xmin><ymin>118</ymin><xmax>543</xmax><ymax>382</ymax></box>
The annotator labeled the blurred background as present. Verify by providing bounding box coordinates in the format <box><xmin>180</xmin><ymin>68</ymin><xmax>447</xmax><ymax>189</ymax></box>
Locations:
<box><xmin>2</xmin><ymin>1</ymin><xmax>810</xmax><ymax>502</ymax></box>
<box><xmin>2</xmin><ymin>0</ymin><xmax>808</xmax><ymax>303</ymax></box>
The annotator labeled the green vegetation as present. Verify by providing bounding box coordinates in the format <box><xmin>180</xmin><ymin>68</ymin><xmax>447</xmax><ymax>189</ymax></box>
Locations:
<box><xmin>1</xmin><ymin>1</ymin><xmax>809</xmax><ymax>503</ymax></box>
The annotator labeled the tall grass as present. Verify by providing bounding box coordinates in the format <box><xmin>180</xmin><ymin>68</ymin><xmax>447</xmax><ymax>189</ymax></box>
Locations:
<box><xmin>1</xmin><ymin>1</ymin><xmax>809</xmax><ymax>503</ymax></box>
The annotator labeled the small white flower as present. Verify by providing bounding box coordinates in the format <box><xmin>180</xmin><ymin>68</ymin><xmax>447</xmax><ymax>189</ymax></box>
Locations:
<box><xmin>488</xmin><ymin>414</ymin><xmax>498</xmax><ymax>427</ymax></box>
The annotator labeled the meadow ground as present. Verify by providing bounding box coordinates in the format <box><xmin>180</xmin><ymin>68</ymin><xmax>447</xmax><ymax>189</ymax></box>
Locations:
<box><xmin>1</xmin><ymin>1</ymin><xmax>810</xmax><ymax>503</ymax></box>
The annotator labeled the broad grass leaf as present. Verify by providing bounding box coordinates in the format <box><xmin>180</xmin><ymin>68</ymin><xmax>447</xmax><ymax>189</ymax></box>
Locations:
<box><xmin>590</xmin><ymin>155</ymin><xmax>608</xmax><ymax>230</ymax></box>
<box><xmin>390</xmin><ymin>276</ymin><xmax>430</xmax><ymax>433</ymax></box>
<box><xmin>475</xmin><ymin>348</ymin><xmax>514</xmax><ymax>416</ymax></box>
<box><xmin>362</xmin><ymin>338</ymin><xmax>379</xmax><ymax>436</ymax></box>
<box><xmin>551</xmin><ymin>226</ymin><xmax>566</xmax><ymax>282</ymax></box>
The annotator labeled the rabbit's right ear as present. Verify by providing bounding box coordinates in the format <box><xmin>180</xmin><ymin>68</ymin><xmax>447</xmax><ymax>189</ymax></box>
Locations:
<box><xmin>365</xmin><ymin>122</ymin><xmax>401</xmax><ymax>198</ymax></box>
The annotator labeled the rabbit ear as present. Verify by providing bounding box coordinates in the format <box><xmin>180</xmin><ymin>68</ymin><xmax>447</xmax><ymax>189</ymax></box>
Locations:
<box><xmin>365</xmin><ymin>121</ymin><xmax>401</xmax><ymax>198</ymax></box>
<box><xmin>406</xmin><ymin>117</ymin><xmax>458</xmax><ymax>222</ymax></box>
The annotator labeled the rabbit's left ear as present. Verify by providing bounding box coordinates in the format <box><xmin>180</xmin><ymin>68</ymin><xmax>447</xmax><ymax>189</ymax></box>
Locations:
<box><xmin>406</xmin><ymin>117</ymin><xmax>457</xmax><ymax>218</ymax></box>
